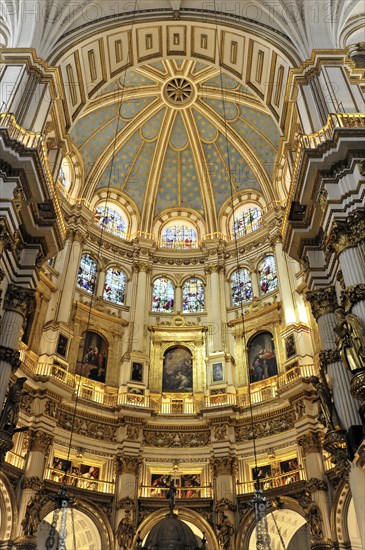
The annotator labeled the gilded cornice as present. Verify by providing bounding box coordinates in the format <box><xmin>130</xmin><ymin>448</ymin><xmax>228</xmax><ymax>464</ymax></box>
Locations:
<box><xmin>306</xmin><ymin>287</ymin><xmax>337</xmax><ymax>320</ymax></box>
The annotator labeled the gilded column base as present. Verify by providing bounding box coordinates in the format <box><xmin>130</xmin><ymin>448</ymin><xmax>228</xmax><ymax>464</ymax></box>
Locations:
<box><xmin>0</xmin><ymin>428</ymin><xmax>14</xmax><ymax>463</ymax></box>
<box><xmin>350</xmin><ymin>369</ymin><xmax>365</xmax><ymax>425</ymax></box>
<box><xmin>13</xmin><ymin>536</ymin><xmax>37</xmax><ymax>550</ymax></box>
<box><xmin>310</xmin><ymin>538</ymin><xmax>334</xmax><ymax>550</ymax></box>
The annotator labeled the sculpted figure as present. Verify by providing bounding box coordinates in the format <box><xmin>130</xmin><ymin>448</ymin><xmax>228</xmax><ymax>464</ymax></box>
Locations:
<box><xmin>305</xmin><ymin>375</ymin><xmax>340</xmax><ymax>430</ymax></box>
<box><xmin>21</xmin><ymin>493</ymin><xmax>42</xmax><ymax>537</ymax></box>
<box><xmin>116</xmin><ymin>512</ymin><xmax>134</xmax><ymax>549</ymax></box>
<box><xmin>217</xmin><ymin>511</ymin><xmax>234</xmax><ymax>549</ymax></box>
<box><xmin>0</xmin><ymin>377</ymin><xmax>27</xmax><ymax>433</ymax></box>
<box><xmin>306</xmin><ymin>503</ymin><xmax>323</xmax><ymax>539</ymax></box>
<box><xmin>334</xmin><ymin>308</ymin><xmax>365</xmax><ymax>372</ymax></box>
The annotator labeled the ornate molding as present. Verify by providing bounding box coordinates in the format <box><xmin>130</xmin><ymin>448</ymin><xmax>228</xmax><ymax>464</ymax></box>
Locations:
<box><xmin>213</xmin><ymin>424</ymin><xmax>227</xmax><ymax>440</ymax></box>
<box><xmin>325</xmin><ymin>220</ymin><xmax>358</xmax><ymax>256</ymax></box>
<box><xmin>297</xmin><ymin>432</ymin><xmax>321</xmax><ymax>456</ymax></box>
<box><xmin>0</xmin><ymin>346</ymin><xmax>21</xmax><ymax>372</ymax></box>
<box><xmin>341</xmin><ymin>284</ymin><xmax>365</xmax><ymax>313</ymax></box>
<box><xmin>3</xmin><ymin>284</ymin><xmax>35</xmax><ymax>319</ymax></box>
<box><xmin>305</xmin><ymin>478</ymin><xmax>328</xmax><ymax>493</ymax></box>
<box><xmin>57</xmin><ymin>410</ymin><xmax>117</xmax><ymax>441</ymax></box>
<box><xmin>21</xmin><ymin>477</ymin><xmax>44</xmax><ymax>491</ymax></box>
<box><xmin>143</xmin><ymin>429</ymin><xmax>210</xmax><ymax>447</ymax></box>
<box><xmin>306</xmin><ymin>287</ymin><xmax>337</xmax><ymax>320</ymax></box>
<box><xmin>29</xmin><ymin>430</ymin><xmax>53</xmax><ymax>454</ymax></box>
<box><xmin>323</xmin><ymin>429</ymin><xmax>350</xmax><ymax>477</ymax></box>
<box><xmin>115</xmin><ymin>455</ymin><xmax>141</xmax><ymax>476</ymax></box>
<box><xmin>211</xmin><ymin>457</ymin><xmax>236</xmax><ymax>477</ymax></box>
<box><xmin>235</xmin><ymin>410</ymin><xmax>295</xmax><ymax>441</ymax></box>
<box><xmin>126</xmin><ymin>424</ymin><xmax>140</xmax><ymax>441</ymax></box>
<box><xmin>319</xmin><ymin>349</ymin><xmax>340</xmax><ymax>368</ymax></box>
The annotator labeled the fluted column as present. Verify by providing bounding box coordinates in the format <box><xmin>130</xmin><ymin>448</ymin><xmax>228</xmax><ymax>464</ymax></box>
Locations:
<box><xmin>274</xmin><ymin>239</ymin><xmax>296</xmax><ymax>325</ymax></box>
<box><xmin>307</xmin><ymin>287</ymin><xmax>360</xmax><ymax>429</ymax></box>
<box><xmin>0</xmin><ymin>284</ymin><xmax>35</xmax><ymax>406</ymax></box>
<box><xmin>132</xmin><ymin>263</ymin><xmax>150</xmax><ymax>353</ymax></box>
<box><xmin>57</xmin><ymin>230</ymin><xmax>85</xmax><ymax>323</ymax></box>
<box><xmin>206</xmin><ymin>263</ymin><xmax>224</xmax><ymax>353</ymax></box>
<box><xmin>326</xmin><ymin>213</ymin><xmax>365</xmax><ymax>325</ymax></box>
<box><xmin>114</xmin><ymin>455</ymin><xmax>141</xmax><ymax>550</ymax></box>
<box><xmin>297</xmin><ymin>433</ymin><xmax>334</xmax><ymax>549</ymax></box>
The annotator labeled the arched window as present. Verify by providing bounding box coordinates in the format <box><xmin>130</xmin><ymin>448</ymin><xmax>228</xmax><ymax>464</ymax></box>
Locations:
<box><xmin>103</xmin><ymin>268</ymin><xmax>126</xmax><ymax>305</ymax></box>
<box><xmin>230</xmin><ymin>268</ymin><xmax>252</xmax><ymax>305</ymax></box>
<box><xmin>152</xmin><ymin>278</ymin><xmax>175</xmax><ymax>312</ymax></box>
<box><xmin>182</xmin><ymin>278</ymin><xmax>205</xmax><ymax>313</ymax></box>
<box><xmin>160</xmin><ymin>223</ymin><xmax>198</xmax><ymax>249</ymax></box>
<box><xmin>258</xmin><ymin>255</ymin><xmax>278</xmax><ymax>295</ymax></box>
<box><xmin>77</xmin><ymin>255</ymin><xmax>97</xmax><ymax>294</ymax></box>
<box><xmin>58</xmin><ymin>158</ymin><xmax>71</xmax><ymax>190</ymax></box>
<box><xmin>95</xmin><ymin>203</ymin><xmax>127</xmax><ymax>238</ymax></box>
<box><xmin>232</xmin><ymin>207</ymin><xmax>262</xmax><ymax>238</ymax></box>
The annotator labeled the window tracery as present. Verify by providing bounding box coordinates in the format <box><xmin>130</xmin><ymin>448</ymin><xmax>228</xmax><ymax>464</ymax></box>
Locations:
<box><xmin>258</xmin><ymin>255</ymin><xmax>278</xmax><ymax>295</ymax></box>
<box><xmin>230</xmin><ymin>268</ymin><xmax>252</xmax><ymax>305</ymax></box>
<box><xmin>152</xmin><ymin>278</ymin><xmax>175</xmax><ymax>312</ymax></box>
<box><xmin>77</xmin><ymin>255</ymin><xmax>97</xmax><ymax>294</ymax></box>
<box><xmin>160</xmin><ymin>224</ymin><xmax>198</xmax><ymax>249</ymax></box>
<box><xmin>103</xmin><ymin>268</ymin><xmax>126</xmax><ymax>305</ymax></box>
<box><xmin>182</xmin><ymin>278</ymin><xmax>205</xmax><ymax>313</ymax></box>
<box><xmin>95</xmin><ymin>204</ymin><xmax>127</xmax><ymax>238</ymax></box>
<box><xmin>232</xmin><ymin>207</ymin><xmax>262</xmax><ymax>238</ymax></box>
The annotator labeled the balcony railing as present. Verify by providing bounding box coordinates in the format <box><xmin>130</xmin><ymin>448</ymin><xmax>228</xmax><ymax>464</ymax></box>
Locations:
<box><xmin>118</xmin><ymin>392</ymin><xmax>150</xmax><ymax>408</ymax></box>
<box><xmin>237</xmin><ymin>469</ymin><xmax>306</xmax><ymax>495</ymax></box>
<box><xmin>46</xmin><ymin>468</ymin><xmax>114</xmax><ymax>494</ymax></box>
<box><xmin>204</xmin><ymin>392</ymin><xmax>236</xmax><ymax>408</ymax></box>
<box><xmin>5</xmin><ymin>451</ymin><xmax>26</xmax><ymax>470</ymax></box>
<box><xmin>139</xmin><ymin>485</ymin><xmax>213</xmax><ymax>499</ymax></box>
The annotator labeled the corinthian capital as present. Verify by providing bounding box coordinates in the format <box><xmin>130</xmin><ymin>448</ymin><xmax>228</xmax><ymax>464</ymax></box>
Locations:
<box><xmin>326</xmin><ymin>221</ymin><xmax>357</xmax><ymax>255</ymax></box>
<box><xmin>306</xmin><ymin>287</ymin><xmax>337</xmax><ymax>320</ymax></box>
<box><xmin>4</xmin><ymin>284</ymin><xmax>35</xmax><ymax>319</ymax></box>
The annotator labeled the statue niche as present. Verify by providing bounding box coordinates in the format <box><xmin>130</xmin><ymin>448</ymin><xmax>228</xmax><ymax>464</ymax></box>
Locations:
<box><xmin>162</xmin><ymin>346</ymin><xmax>193</xmax><ymax>392</ymax></box>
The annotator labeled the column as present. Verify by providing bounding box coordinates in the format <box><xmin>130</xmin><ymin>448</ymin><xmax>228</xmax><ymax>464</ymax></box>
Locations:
<box><xmin>206</xmin><ymin>264</ymin><xmax>224</xmax><ymax>353</ymax></box>
<box><xmin>250</xmin><ymin>270</ymin><xmax>260</xmax><ymax>299</ymax></box>
<box><xmin>56</xmin><ymin>230</ymin><xmax>85</xmax><ymax>323</ymax></box>
<box><xmin>0</xmin><ymin>284</ymin><xmax>35</xmax><ymax>406</ymax></box>
<box><xmin>15</xmin><ymin>429</ymin><xmax>53</xmax><ymax>546</ymax></box>
<box><xmin>306</xmin><ymin>287</ymin><xmax>360</xmax><ymax>430</ymax></box>
<box><xmin>348</xmin><ymin>464</ymin><xmax>365</xmax><ymax>548</ymax></box>
<box><xmin>297</xmin><ymin>433</ymin><xmax>334</xmax><ymax>549</ymax></box>
<box><xmin>274</xmin><ymin>239</ymin><xmax>296</xmax><ymax>325</ymax></box>
<box><xmin>175</xmin><ymin>283</ymin><xmax>182</xmax><ymax>313</ymax></box>
<box><xmin>96</xmin><ymin>262</ymin><xmax>107</xmax><ymax>298</ymax></box>
<box><xmin>132</xmin><ymin>262</ymin><xmax>150</xmax><ymax>353</ymax></box>
<box><xmin>114</xmin><ymin>455</ymin><xmax>141</xmax><ymax>550</ymax></box>
<box><xmin>211</xmin><ymin>456</ymin><xmax>236</xmax><ymax>549</ymax></box>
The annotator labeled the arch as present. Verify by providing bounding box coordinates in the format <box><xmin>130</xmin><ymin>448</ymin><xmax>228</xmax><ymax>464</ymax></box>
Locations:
<box><xmin>220</xmin><ymin>191</ymin><xmax>266</xmax><ymax>237</ymax></box>
<box><xmin>230</xmin><ymin>205</ymin><xmax>262</xmax><ymax>239</ymax></box>
<box><xmin>331</xmin><ymin>476</ymin><xmax>362</xmax><ymax>548</ymax></box>
<box><xmin>160</xmin><ymin>219</ymin><xmax>199</xmax><ymax>250</ymax></box>
<box><xmin>153</xmin><ymin>208</ymin><xmax>206</xmax><ymax>244</ymax></box>
<box><xmin>0</xmin><ymin>472</ymin><xmax>18</xmax><ymax>540</ymax></box>
<box><xmin>182</xmin><ymin>277</ymin><xmax>205</xmax><ymax>313</ymax></box>
<box><xmin>237</xmin><ymin>497</ymin><xmax>309</xmax><ymax>550</ymax></box>
<box><xmin>230</xmin><ymin>267</ymin><xmax>253</xmax><ymax>306</ymax></box>
<box><xmin>134</xmin><ymin>507</ymin><xmax>218</xmax><ymax>550</ymax></box>
<box><xmin>77</xmin><ymin>254</ymin><xmax>98</xmax><ymax>295</ymax></box>
<box><xmin>257</xmin><ymin>254</ymin><xmax>278</xmax><ymax>295</ymax></box>
<box><xmin>38</xmin><ymin>498</ymin><xmax>113</xmax><ymax>550</ymax></box>
<box><xmin>91</xmin><ymin>189</ymin><xmax>140</xmax><ymax>236</ymax></box>
<box><xmin>94</xmin><ymin>201</ymin><xmax>128</xmax><ymax>238</ymax></box>
<box><xmin>152</xmin><ymin>277</ymin><xmax>175</xmax><ymax>313</ymax></box>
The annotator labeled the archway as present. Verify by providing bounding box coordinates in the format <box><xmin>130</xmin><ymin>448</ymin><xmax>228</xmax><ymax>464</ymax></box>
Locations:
<box><xmin>38</xmin><ymin>509</ymin><xmax>102</xmax><ymax>549</ymax></box>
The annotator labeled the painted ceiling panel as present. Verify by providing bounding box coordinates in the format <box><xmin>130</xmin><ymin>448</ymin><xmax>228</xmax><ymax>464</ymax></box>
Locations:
<box><xmin>70</xmin><ymin>104</ymin><xmax>120</xmax><ymax>147</ymax></box>
<box><xmin>202</xmin><ymin>97</ymin><xmax>239</xmax><ymax>121</ymax></box>
<box><xmin>169</xmin><ymin>112</ymin><xmax>188</xmax><ymax>149</ymax></box>
<box><xmin>155</xmin><ymin>146</ymin><xmax>179</xmax><ymax>213</ymax></box>
<box><xmin>124</xmin><ymin>140</ymin><xmax>157</xmax><ymax>211</ymax></box>
<box><xmin>120</xmin><ymin>70</ymin><xmax>155</xmax><ymax>87</ymax></box>
<box><xmin>140</xmin><ymin>108</ymin><xmax>165</xmax><ymax>140</ymax></box>
<box><xmin>96</xmin><ymin>134</ymin><xmax>142</xmax><ymax>190</ymax></box>
<box><xmin>192</xmin><ymin>109</ymin><xmax>218</xmax><ymax>143</ymax></box>
<box><xmin>120</xmin><ymin>96</ymin><xmax>155</xmax><ymax>119</ymax></box>
<box><xmin>80</xmin><ymin>117</ymin><xmax>124</xmax><ymax>177</ymax></box>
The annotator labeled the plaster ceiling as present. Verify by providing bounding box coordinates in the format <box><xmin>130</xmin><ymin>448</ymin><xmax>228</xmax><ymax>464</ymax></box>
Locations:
<box><xmin>70</xmin><ymin>58</ymin><xmax>280</xmax><ymax>228</ymax></box>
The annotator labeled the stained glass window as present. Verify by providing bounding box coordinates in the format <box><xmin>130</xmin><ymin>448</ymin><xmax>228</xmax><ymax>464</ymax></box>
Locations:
<box><xmin>103</xmin><ymin>268</ymin><xmax>126</xmax><ymax>305</ymax></box>
<box><xmin>152</xmin><ymin>278</ymin><xmax>175</xmax><ymax>312</ymax></box>
<box><xmin>77</xmin><ymin>255</ymin><xmax>97</xmax><ymax>294</ymax></box>
<box><xmin>183</xmin><ymin>278</ymin><xmax>205</xmax><ymax>313</ymax></box>
<box><xmin>232</xmin><ymin>207</ymin><xmax>261</xmax><ymax>238</ymax></box>
<box><xmin>258</xmin><ymin>255</ymin><xmax>278</xmax><ymax>295</ymax></box>
<box><xmin>95</xmin><ymin>204</ymin><xmax>127</xmax><ymax>238</ymax></box>
<box><xmin>231</xmin><ymin>269</ymin><xmax>252</xmax><ymax>306</ymax></box>
<box><xmin>161</xmin><ymin>224</ymin><xmax>198</xmax><ymax>249</ymax></box>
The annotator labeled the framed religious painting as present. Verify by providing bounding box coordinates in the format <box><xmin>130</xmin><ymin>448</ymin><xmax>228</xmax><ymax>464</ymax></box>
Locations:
<box><xmin>162</xmin><ymin>346</ymin><xmax>193</xmax><ymax>392</ymax></box>
<box><xmin>212</xmin><ymin>362</ymin><xmax>224</xmax><ymax>383</ymax></box>
<box><xmin>285</xmin><ymin>334</ymin><xmax>297</xmax><ymax>359</ymax></box>
<box><xmin>56</xmin><ymin>334</ymin><xmax>68</xmax><ymax>358</ymax></box>
<box><xmin>76</xmin><ymin>331</ymin><xmax>108</xmax><ymax>383</ymax></box>
<box><xmin>248</xmin><ymin>331</ymin><xmax>278</xmax><ymax>383</ymax></box>
<box><xmin>131</xmin><ymin>361</ymin><xmax>143</xmax><ymax>382</ymax></box>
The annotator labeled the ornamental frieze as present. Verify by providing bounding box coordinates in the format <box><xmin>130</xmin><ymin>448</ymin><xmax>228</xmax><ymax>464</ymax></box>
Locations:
<box><xmin>235</xmin><ymin>410</ymin><xmax>295</xmax><ymax>441</ymax></box>
<box><xmin>306</xmin><ymin>478</ymin><xmax>328</xmax><ymax>492</ymax></box>
<box><xmin>306</xmin><ymin>287</ymin><xmax>337</xmax><ymax>320</ymax></box>
<box><xmin>57</xmin><ymin>411</ymin><xmax>117</xmax><ymax>441</ymax></box>
<box><xmin>21</xmin><ymin>477</ymin><xmax>44</xmax><ymax>491</ymax></box>
<box><xmin>29</xmin><ymin>430</ymin><xmax>53</xmax><ymax>454</ymax></box>
<box><xmin>143</xmin><ymin>429</ymin><xmax>210</xmax><ymax>447</ymax></box>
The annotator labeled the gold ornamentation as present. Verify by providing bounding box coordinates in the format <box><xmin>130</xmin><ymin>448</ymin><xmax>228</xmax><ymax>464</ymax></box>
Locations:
<box><xmin>115</xmin><ymin>455</ymin><xmax>141</xmax><ymax>476</ymax></box>
<box><xmin>126</xmin><ymin>425</ymin><xmax>140</xmax><ymax>440</ymax></box>
<box><xmin>334</xmin><ymin>308</ymin><xmax>365</xmax><ymax>371</ymax></box>
<box><xmin>323</xmin><ymin>429</ymin><xmax>350</xmax><ymax>477</ymax></box>
<box><xmin>350</xmin><ymin>370</ymin><xmax>365</xmax><ymax>423</ymax></box>
<box><xmin>143</xmin><ymin>429</ymin><xmax>210</xmax><ymax>447</ymax></box>
<box><xmin>21</xmin><ymin>492</ymin><xmax>43</xmax><ymax>537</ymax></box>
<box><xmin>297</xmin><ymin>432</ymin><xmax>321</xmax><ymax>455</ymax></box>
<box><xmin>0</xmin><ymin>346</ymin><xmax>21</xmax><ymax>372</ymax></box>
<box><xmin>325</xmin><ymin>221</ymin><xmax>357</xmax><ymax>255</ymax></box>
<box><xmin>57</xmin><ymin>410</ymin><xmax>117</xmax><ymax>441</ymax></box>
<box><xmin>4</xmin><ymin>284</ymin><xmax>35</xmax><ymax>320</ymax></box>
<box><xmin>341</xmin><ymin>284</ymin><xmax>365</xmax><ymax>313</ymax></box>
<box><xmin>21</xmin><ymin>477</ymin><xmax>44</xmax><ymax>491</ymax></box>
<box><xmin>235</xmin><ymin>410</ymin><xmax>295</xmax><ymax>441</ymax></box>
<box><xmin>211</xmin><ymin>457</ymin><xmax>236</xmax><ymax>476</ymax></box>
<box><xmin>216</xmin><ymin>509</ymin><xmax>234</xmax><ymax>550</ymax></box>
<box><xmin>29</xmin><ymin>430</ymin><xmax>53</xmax><ymax>454</ymax></box>
<box><xmin>213</xmin><ymin>424</ymin><xmax>227</xmax><ymax>440</ymax></box>
<box><xmin>306</xmin><ymin>287</ymin><xmax>337</xmax><ymax>320</ymax></box>
<box><xmin>116</xmin><ymin>510</ymin><xmax>134</xmax><ymax>550</ymax></box>
<box><xmin>304</xmin><ymin>376</ymin><xmax>341</xmax><ymax>431</ymax></box>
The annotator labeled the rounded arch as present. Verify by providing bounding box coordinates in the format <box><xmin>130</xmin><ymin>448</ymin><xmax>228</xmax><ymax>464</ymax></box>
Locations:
<box><xmin>103</xmin><ymin>265</ymin><xmax>127</xmax><ymax>306</ymax></box>
<box><xmin>162</xmin><ymin>345</ymin><xmax>193</xmax><ymax>393</ymax></box>
<box><xmin>151</xmin><ymin>276</ymin><xmax>175</xmax><ymax>313</ymax></box>
<box><xmin>220</xmin><ymin>191</ymin><xmax>266</xmax><ymax>237</ymax></box>
<box><xmin>77</xmin><ymin>253</ymin><xmax>98</xmax><ymax>295</ymax></box>
<box><xmin>133</xmin><ymin>507</ymin><xmax>218</xmax><ymax>550</ymax></box>
<box><xmin>91</xmin><ymin>188</ymin><xmax>140</xmax><ymax>236</ymax></box>
<box><xmin>0</xmin><ymin>472</ymin><xmax>18</xmax><ymax>540</ymax></box>
<box><xmin>330</xmin><ymin>476</ymin><xmax>362</xmax><ymax>548</ymax></box>
<box><xmin>153</xmin><ymin>208</ymin><xmax>206</xmax><ymax>243</ymax></box>
<box><xmin>38</xmin><ymin>497</ymin><xmax>113</xmax><ymax>550</ymax></box>
<box><xmin>237</xmin><ymin>497</ymin><xmax>308</xmax><ymax>550</ymax></box>
<box><xmin>229</xmin><ymin>266</ymin><xmax>253</xmax><ymax>307</ymax></box>
<box><xmin>182</xmin><ymin>276</ymin><xmax>205</xmax><ymax>313</ymax></box>
<box><xmin>256</xmin><ymin>254</ymin><xmax>278</xmax><ymax>296</ymax></box>
<box><xmin>159</xmin><ymin>218</ymin><xmax>200</xmax><ymax>250</ymax></box>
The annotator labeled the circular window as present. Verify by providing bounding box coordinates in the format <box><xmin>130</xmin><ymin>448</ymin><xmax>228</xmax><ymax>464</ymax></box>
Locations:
<box><xmin>163</xmin><ymin>78</ymin><xmax>195</xmax><ymax>106</ymax></box>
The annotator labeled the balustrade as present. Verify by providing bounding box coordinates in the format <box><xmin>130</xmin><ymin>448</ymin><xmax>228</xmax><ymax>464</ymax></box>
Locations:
<box><xmin>237</xmin><ymin>468</ymin><xmax>305</xmax><ymax>495</ymax></box>
<box><xmin>46</xmin><ymin>467</ymin><xmax>114</xmax><ymax>494</ymax></box>
<box><xmin>139</xmin><ymin>485</ymin><xmax>213</xmax><ymax>499</ymax></box>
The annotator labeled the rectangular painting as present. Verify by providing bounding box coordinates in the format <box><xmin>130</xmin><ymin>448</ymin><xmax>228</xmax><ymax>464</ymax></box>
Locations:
<box><xmin>248</xmin><ymin>331</ymin><xmax>278</xmax><ymax>383</ymax></box>
<box><xmin>56</xmin><ymin>334</ymin><xmax>68</xmax><ymax>358</ymax></box>
<box><xmin>131</xmin><ymin>361</ymin><xmax>143</xmax><ymax>382</ymax></box>
<box><xmin>212</xmin><ymin>362</ymin><xmax>224</xmax><ymax>382</ymax></box>
<box><xmin>76</xmin><ymin>331</ymin><xmax>108</xmax><ymax>383</ymax></box>
<box><xmin>162</xmin><ymin>346</ymin><xmax>193</xmax><ymax>392</ymax></box>
<box><xmin>285</xmin><ymin>334</ymin><xmax>297</xmax><ymax>359</ymax></box>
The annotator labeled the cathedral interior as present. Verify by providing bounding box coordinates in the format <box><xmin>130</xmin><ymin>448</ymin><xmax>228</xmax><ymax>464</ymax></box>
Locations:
<box><xmin>0</xmin><ymin>1</ymin><xmax>364</xmax><ymax>549</ymax></box>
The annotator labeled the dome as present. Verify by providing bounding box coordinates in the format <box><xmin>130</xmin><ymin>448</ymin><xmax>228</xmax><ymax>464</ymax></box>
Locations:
<box><xmin>144</xmin><ymin>513</ymin><xmax>201</xmax><ymax>550</ymax></box>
